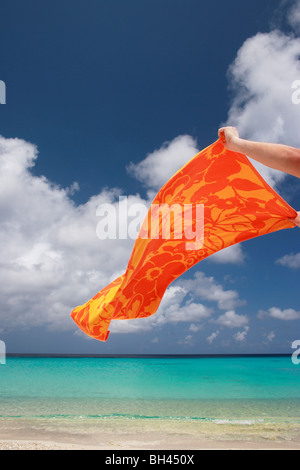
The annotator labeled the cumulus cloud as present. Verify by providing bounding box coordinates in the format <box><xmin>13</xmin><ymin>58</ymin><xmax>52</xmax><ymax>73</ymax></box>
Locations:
<box><xmin>215</xmin><ymin>310</ymin><xmax>249</xmax><ymax>328</ymax></box>
<box><xmin>178</xmin><ymin>334</ymin><xmax>194</xmax><ymax>346</ymax></box>
<box><xmin>276</xmin><ymin>252</ymin><xmax>300</xmax><ymax>268</ymax></box>
<box><xmin>267</xmin><ymin>331</ymin><xmax>275</xmax><ymax>342</ymax></box>
<box><xmin>110</xmin><ymin>271</ymin><xmax>247</xmax><ymax>336</ymax></box>
<box><xmin>126</xmin><ymin>135</ymin><xmax>199</xmax><ymax>190</ymax></box>
<box><xmin>287</xmin><ymin>0</ymin><xmax>300</xmax><ymax>33</ymax></box>
<box><xmin>163</xmin><ymin>302</ymin><xmax>212</xmax><ymax>323</ymax></box>
<box><xmin>258</xmin><ymin>307</ymin><xmax>300</xmax><ymax>320</ymax></box>
<box><xmin>223</xmin><ymin>23</ymin><xmax>300</xmax><ymax>188</ymax></box>
<box><xmin>0</xmin><ymin>132</ymin><xmax>248</xmax><ymax>340</ymax></box>
<box><xmin>234</xmin><ymin>326</ymin><xmax>249</xmax><ymax>342</ymax></box>
<box><xmin>189</xmin><ymin>323</ymin><xmax>202</xmax><ymax>332</ymax></box>
<box><xmin>6</xmin><ymin>0</ymin><xmax>300</xmax><ymax>341</ymax></box>
<box><xmin>110</xmin><ymin>284</ymin><xmax>213</xmax><ymax>335</ymax></box>
<box><xmin>179</xmin><ymin>271</ymin><xmax>245</xmax><ymax>310</ymax></box>
<box><xmin>220</xmin><ymin>0</ymin><xmax>300</xmax><ymax>270</ymax></box>
<box><xmin>208</xmin><ymin>245</ymin><xmax>245</xmax><ymax>265</ymax></box>
<box><xmin>206</xmin><ymin>330</ymin><xmax>220</xmax><ymax>344</ymax></box>
<box><xmin>0</xmin><ymin>135</ymin><xmax>145</xmax><ymax>332</ymax></box>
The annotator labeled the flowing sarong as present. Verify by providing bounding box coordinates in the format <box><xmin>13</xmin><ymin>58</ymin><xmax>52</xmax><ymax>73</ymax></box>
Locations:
<box><xmin>71</xmin><ymin>139</ymin><xmax>297</xmax><ymax>341</ymax></box>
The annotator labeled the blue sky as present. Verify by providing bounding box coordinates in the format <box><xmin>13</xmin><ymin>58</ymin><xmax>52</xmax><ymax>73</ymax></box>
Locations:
<box><xmin>0</xmin><ymin>0</ymin><xmax>300</xmax><ymax>354</ymax></box>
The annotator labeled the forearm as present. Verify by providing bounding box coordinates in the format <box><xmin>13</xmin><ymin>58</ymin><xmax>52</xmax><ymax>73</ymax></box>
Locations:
<box><xmin>232</xmin><ymin>138</ymin><xmax>300</xmax><ymax>178</ymax></box>
<box><xmin>218</xmin><ymin>126</ymin><xmax>300</xmax><ymax>226</ymax></box>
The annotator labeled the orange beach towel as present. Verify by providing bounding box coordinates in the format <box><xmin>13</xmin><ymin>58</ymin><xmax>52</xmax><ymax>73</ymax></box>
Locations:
<box><xmin>71</xmin><ymin>139</ymin><xmax>297</xmax><ymax>341</ymax></box>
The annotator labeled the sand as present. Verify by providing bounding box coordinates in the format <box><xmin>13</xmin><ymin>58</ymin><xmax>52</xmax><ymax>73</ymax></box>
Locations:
<box><xmin>0</xmin><ymin>416</ymin><xmax>300</xmax><ymax>450</ymax></box>
<box><xmin>1</xmin><ymin>437</ymin><xmax>300</xmax><ymax>450</ymax></box>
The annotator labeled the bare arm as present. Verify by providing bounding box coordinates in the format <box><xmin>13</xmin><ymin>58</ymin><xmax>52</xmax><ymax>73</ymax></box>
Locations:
<box><xmin>218</xmin><ymin>126</ymin><xmax>300</xmax><ymax>227</ymax></box>
<box><xmin>218</xmin><ymin>126</ymin><xmax>300</xmax><ymax>179</ymax></box>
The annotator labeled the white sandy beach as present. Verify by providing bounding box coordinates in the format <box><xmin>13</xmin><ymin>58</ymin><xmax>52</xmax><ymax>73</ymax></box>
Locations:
<box><xmin>1</xmin><ymin>439</ymin><xmax>300</xmax><ymax>450</ymax></box>
<box><xmin>0</xmin><ymin>416</ymin><xmax>300</xmax><ymax>450</ymax></box>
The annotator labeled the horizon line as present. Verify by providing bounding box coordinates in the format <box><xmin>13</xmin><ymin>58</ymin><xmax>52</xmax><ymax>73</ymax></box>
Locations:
<box><xmin>5</xmin><ymin>353</ymin><xmax>291</xmax><ymax>358</ymax></box>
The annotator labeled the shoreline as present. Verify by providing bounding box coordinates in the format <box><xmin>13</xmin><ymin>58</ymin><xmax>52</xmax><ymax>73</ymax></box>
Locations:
<box><xmin>0</xmin><ymin>416</ymin><xmax>300</xmax><ymax>450</ymax></box>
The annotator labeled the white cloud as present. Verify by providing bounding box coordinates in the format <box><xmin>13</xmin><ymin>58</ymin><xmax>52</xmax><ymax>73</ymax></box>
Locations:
<box><xmin>207</xmin><ymin>330</ymin><xmax>220</xmax><ymax>344</ymax></box>
<box><xmin>5</xmin><ymin>1</ymin><xmax>300</xmax><ymax>340</ymax></box>
<box><xmin>267</xmin><ymin>331</ymin><xmax>275</xmax><ymax>342</ymax></box>
<box><xmin>126</xmin><ymin>135</ymin><xmax>199</xmax><ymax>190</ymax></box>
<box><xmin>216</xmin><ymin>310</ymin><xmax>249</xmax><ymax>328</ymax></box>
<box><xmin>189</xmin><ymin>323</ymin><xmax>202</xmax><ymax>332</ymax></box>
<box><xmin>164</xmin><ymin>302</ymin><xmax>212</xmax><ymax>323</ymax></box>
<box><xmin>110</xmin><ymin>270</ymin><xmax>246</xmax><ymax>336</ymax></box>
<box><xmin>0</xmin><ymin>133</ymin><xmax>248</xmax><ymax>339</ymax></box>
<box><xmin>110</xmin><ymin>284</ymin><xmax>212</xmax><ymax>335</ymax></box>
<box><xmin>287</xmin><ymin>0</ymin><xmax>300</xmax><ymax>33</ymax></box>
<box><xmin>178</xmin><ymin>335</ymin><xmax>194</xmax><ymax>346</ymax></box>
<box><xmin>259</xmin><ymin>307</ymin><xmax>300</xmax><ymax>320</ymax></box>
<box><xmin>209</xmin><ymin>245</ymin><xmax>245</xmax><ymax>265</ymax></box>
<box><xmin>151</xmin><ymin>337</ymin><xmax>159</xmax><ymax>343</ymax></box>
<box><xmin>276</xmin><ymin>252</ymin><xmax>300</xmax><ymax>268</ymax></box>
<box><xmin>108</xmin><ymin>317</ymin><xmax>154</xmax><ymax>335</ymax></box>
<box><xmin>179</xmin><ymin>271</ymin><xmax>244</xmax><ymax>310</ymax></box>
<box><xmin>0</xmin><ymin>135</ymin><xmax>146</xmax><ymax>332</ymax></box>
<box><xmin>234</xmin><ymin>326</ymin><xmax>249</xmax><ymax>342</ymax></box>
<box><xmin>223</xmin><ymin>27</ymin><xmax>300</xmax><ymax>188</ymax></box>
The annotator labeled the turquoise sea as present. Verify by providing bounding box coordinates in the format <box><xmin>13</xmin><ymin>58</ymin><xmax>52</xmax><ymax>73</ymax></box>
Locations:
<box><xmin>0</xmin><ymin>355</ymin><xmax>300</xmax><ymax>447</ymax></box>
<box><xmin>0</xmin><ymin>355</ymin><xmax>300</xmax><ymax>421</ymax></box>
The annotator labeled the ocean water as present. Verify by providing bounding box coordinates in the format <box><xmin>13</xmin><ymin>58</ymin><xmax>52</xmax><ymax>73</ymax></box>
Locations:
<box><xmin>0</xmin><ymin>355</ymin><xmax>300</xmax><ymax>428</ymax></box>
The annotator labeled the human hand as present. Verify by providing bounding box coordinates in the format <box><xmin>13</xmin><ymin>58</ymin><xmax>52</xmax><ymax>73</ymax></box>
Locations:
<box><xmin>218</xmin><ymin>126</ymin><xmax>241</xmax><ymax>152</ymax></box>
<box><xmin>288</xmin><ymin>211</ymin><xmax>300</xmax><ymax>228</ymax></box>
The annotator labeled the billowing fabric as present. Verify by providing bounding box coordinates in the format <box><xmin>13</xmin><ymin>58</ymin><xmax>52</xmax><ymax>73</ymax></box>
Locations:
<box><xmin>71</xmin><ymin>139</ymin><xmax>297</xmax><ymax>341</ymax></box>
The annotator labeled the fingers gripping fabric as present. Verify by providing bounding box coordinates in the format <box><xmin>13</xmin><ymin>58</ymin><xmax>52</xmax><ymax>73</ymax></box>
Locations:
<box><xmin>71</xmin><ymin>139</ymin><xmax>297</xmax><ymax>341</ymax></box>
